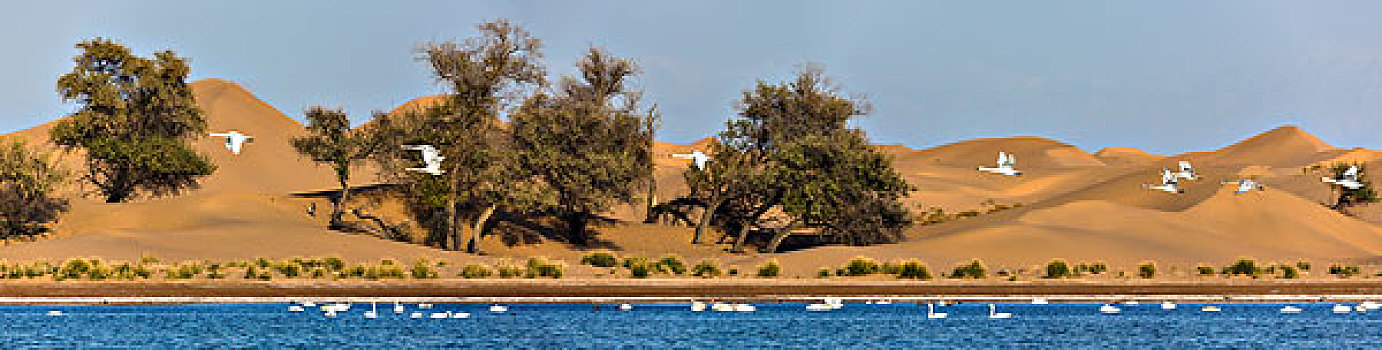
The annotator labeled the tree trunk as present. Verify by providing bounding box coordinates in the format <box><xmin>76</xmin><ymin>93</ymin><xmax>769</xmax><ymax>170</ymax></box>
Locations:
<box><xmin>566</xmin><ymin>211</ymin><xmax>590</xmax><ymax>246</ymax></box>
<box><xmin>330</xmin><ymin>178</ymin><xmax>349</xmax><ymax>228</ymax></box>
<box><xmin>443</xmin><ymin>170</ymin><xmax>461</xmax><ymax>251</ymax></box>
<box><xmin>467</xmin><ymin>204</ymin><xmax>497</xmax><ymax>253</ymax></box>
<box><xmin>730</xmin><ymin>224</ymin><xmax>751</xmax><ymax>253</ymax></box>
<box><xmin>763</xmin><ymin>229</ymin><xmax>792</xmax><ymax>253</ymax></box>
<box><xmin>692</xmin><ymin>197</ymin><xmax>722</xmax><ymax>244</ymax></box>
<box><xmin>645</xmin><ymin>178</ymin><xmax>658</xmax><ymax>222</ymax></box>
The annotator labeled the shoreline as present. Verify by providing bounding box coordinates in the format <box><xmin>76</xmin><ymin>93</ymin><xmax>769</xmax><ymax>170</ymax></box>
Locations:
<box><xmin>3</xmin><ymin>279</ymin><xmax>1382</xmax><ymax>305</ymax></box>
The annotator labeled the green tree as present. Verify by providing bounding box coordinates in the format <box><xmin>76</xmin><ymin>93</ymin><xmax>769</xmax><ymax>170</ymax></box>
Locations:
<box><xmin>50</xmin><ymin>38</ymin><xmax>214</xmax><ymax>203</ymax></box>
<box><xmin>511</xmin><ymin>47</ymin><xmax>657</xmax><ymax>245</ymax></box>
<box><xmin>690</xmin><ymin>65</ymin><xmax>913</xmax><ymax>252</ymax></box>
<box><xmin>1324</xmin><ymin>163</ymin><xmax>1378</xmax><ymax>212</ymax></box>
<box><xmin>373</xmin><ymin>19</ymin><xmax>545</xmax><ymax>252</ymax></box>
<box><xmin>0</xmin><ymin>139</ymin><xmax>70</xmax><ymax>239</ymax></box>
<box><xmin>291</xmin><ymin>107</ymin><xmax>382</xmax><ymax>228</ymax></box>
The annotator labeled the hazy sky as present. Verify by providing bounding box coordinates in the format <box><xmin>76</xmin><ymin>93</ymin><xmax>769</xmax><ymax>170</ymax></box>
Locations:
<box><xmin>2</xmin><ymin>1</ymin><xmax>1381</xmax><ymax>154</ymax></box>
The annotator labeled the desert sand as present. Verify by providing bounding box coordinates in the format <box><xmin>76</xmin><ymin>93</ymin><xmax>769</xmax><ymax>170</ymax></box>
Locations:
<box><xmin>2</xmin><ymin>79</ymin><xmax>1381</xmax><ymax>283</ymax></box>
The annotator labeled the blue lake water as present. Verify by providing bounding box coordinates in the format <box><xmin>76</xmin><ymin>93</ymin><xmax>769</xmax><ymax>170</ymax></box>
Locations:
<box><xmin>1</xmin><ymin>303</ymin><xmax>1379</xmax><ymax>349</ymax></box>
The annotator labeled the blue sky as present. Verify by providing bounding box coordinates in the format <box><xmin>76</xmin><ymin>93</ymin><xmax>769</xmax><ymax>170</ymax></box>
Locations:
<box><xmin>2</xmin><ymin>1</ymin><xmax>1381</xmax><ymax>154</ymax></box>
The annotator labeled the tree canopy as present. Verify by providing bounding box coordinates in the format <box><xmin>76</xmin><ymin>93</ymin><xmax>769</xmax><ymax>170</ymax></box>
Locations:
<box><xmin>1326</xmin><ymin>163</ymin><xmax>1378</xmax><ymax>212</ymax></box>
<box><xmin>292</xmin><ymin>107</ymin><xmax>382</xmax><ymax>228</ymax></box>
<box><xmin>686</xmin><ymin>65</ymin><xmax>913</xmax><ymax>252</ymax></box>
<box><xmin>0</xmin><ymin>139</ymin><xmax>70</xmax><ymax>239</ymax></box>
<box><xmin>510</xmin><ymin>47</ymin><xmax>657</xmax><ymax>246</ymax></box>
<box><xmin>371</xmin><ymin>19</ymin><xmax>546</xmax><ymax>252</ymax></box>
<box><xmin>50</xmin><ymin>38</ymin><xmax>215</xmax><ymax>203</ymax></box>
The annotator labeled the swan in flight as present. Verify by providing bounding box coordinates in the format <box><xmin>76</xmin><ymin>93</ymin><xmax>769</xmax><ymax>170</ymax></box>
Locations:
<box><xmin>672</xmin><ymin>150</ymin><xmax>712</xmax><ymax>169</ymax></box>
<box><xmin>1174</xmin><ymin>161</ymin><xmax>1198</xmax><ymax>180</ymax></box>
<box><xmin>401</xmin><ymin>145</ymin><xmax>445</xmax><ymax>175</ymax></box>
<box><xmin>1221</xmin><ymin>179</ymin><xmax>1265</xmax><ymax>194</ymax></box>
<box><xmin>978</xmin><ymin>152</ymin><xmax>1022</xmax><ymax>176</ymax></box>
<box><xmin>988</xmin><ymin>304</ymin><xmax>1012</xmax><ymax>319</ymax></box>
<box><xmin>1322</xmin><ymin>165</ymin><xmax>1365</xmax><ymax>189</ymax></box>
<box><xmin>1144</xmin><ymin>168</ymin><xmax>1183</xmax><ymax>193</ymax></box>
<box><xmin>208</xmin><ymin>131</ymin><xmax>253</xmax><ymax>155</ymax></box>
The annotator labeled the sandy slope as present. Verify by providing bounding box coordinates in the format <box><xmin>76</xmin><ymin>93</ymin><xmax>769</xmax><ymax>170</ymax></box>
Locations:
<box><xmin>1</xmin><ymin>81</ymin><xmax>1379</xmax><ymax>278</ymax></box>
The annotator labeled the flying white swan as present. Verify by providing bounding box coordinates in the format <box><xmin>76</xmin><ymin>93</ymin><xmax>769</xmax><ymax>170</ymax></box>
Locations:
<box><xmin>1221</xmin><ymin>179</ymin><xmax>1265</xmax><ymax>194</ymax></box>
<box><xmin>208</xmin><ymin>131</ymin><xmax>253</xmax><ymax>155</ymax></box>
<box><xmin>401</xmin><ymin>145</ymin><xmax>445</xmax><ymax>175</ymax></box>
<box><xmin>672</xmin><ymin>150</ymin><xmax>712</xmax><ymax>169</ymax></box>
<box><xmin>1144</xmin><ymin>168</ymin><xmax>1183</xmax><ymax>193</ymax></box>
<box><xmin>1322</xmin><ymin>165</ymin><xmax>1365</xmax><ymax>189</ymax></box>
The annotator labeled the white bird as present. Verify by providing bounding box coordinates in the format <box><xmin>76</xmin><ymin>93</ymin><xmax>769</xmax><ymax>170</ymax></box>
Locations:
<box><xmin>618</xmin><ymin>304</ymin><xmax>634</xmax><ymax>311</ymax></box>
<box><xmin>1144</xmin><ymin>168</ymin><xmax>1184</xmax><ymax>193</ymax></box>
<box><xmin>978</xmin><ymin>151</ymin><xmax>1022</xmax><ymax>176</ymax></box>
<box><xmin>1333</xmin><ymin>304</ymin><xmax>1353</xmax><ymax>314</ymax></box>
<box><xmin>1031</xmin><ymin>298</ymin><xmax>1049</xmax><ymax>305</ymax></box>
<box><xmin>401</xmin><ymin>145</ymin><xmax>446</xmax><ymax>175</ymax></box>
<box><xmin>409</xmin><ymin>311</ymin><xmax>424</xmax><ymax>319</ymax></box>
<box><xmin>927</xmin><ymin>303</ymin><xmax>948</xmax><ymax>319</ymax></box>
<box><xmin>364</xmin><ymin>302</ymin><xmax>378</xmax><ymax>319</ymax></box>
<box><xmin>301</xmin><ymin>301</ymin><xmax>317</xmax><ymax>307</ymax></box>
<box><xmin>988</xmin><ymin>304</ymin><xmax>1013</xmax><ymax>319</ymax></box>
<box><xmin>672</xmin><ymin>150</ymin><xmax>712</xmax><ymax>169</ymax></box>
<box><xmin>806</xmin><ymin>303</ymin><xmax>834</xmax><ymax>312</ymax></box>
<box><xmin>418</xmin><ymin>303</ymin><xmax>433</xmax><ymax>309</ymax></box>
<box><xmin>451</xmin><ymin>312</ymin><xmax>470</xmax><ymax>319</ymax></box>
<box><xmin>1362</xmin><ymin>301</ymin><xmax>1382</xmax><ymax>311</ymax></box>
<box><xmin>733</xmin><ymin>304</ymin><xmax>756</xmax><ymax>312</ymax></box>
<box><xmin>394</xmin><ymin>302</ymin><xmax>404</xmax><ymax>314</ymax></box>
<box><xmin>1323</xmin><ymin>166</ymin><xmax>1365</xmax><ymax>189</ymax></box>
<box><xmin>429</xmin><ymin>311</ymin><xmax>451</xmax><ymax>319</ymax></box>
<box><xmin>208</xmin><ymin>131</ymin><xmax>253</xmax><ymax>155</ymax></box>
<box><xmin>1100</xmin><ymin>304</ymin><xmax>1121</xmax><ymax>314</ymax></box>
<box><xmin>45</xmin><ymin>310</ymin><xmax>63</xmax><ymax>317</ymax></box>
<box><xmin>324</xmin><ymin>310</ymin><xmax>338</xmax><ymax>318</ymax></box>
<box><xmin>824</xmin><ymin>297</ymin><xmax>845</xmax><ymax>309</ymax></box>
<box><xmin>489</xmin><ymin>304</ymin><xmax>509</xmax><ymax>313</ymax></box>
<box><xmin>690</xmin><ymin>301</ymin><xmax>707</xmax><ymax>312</ymax></box>
<box><xmin>1280</xmin><ymin>305</ymin><xmax>1303</xmax><ymax>314</ymax></box>
<box><xmin>1174</xmin><ymin>161</ymin><xmax>1198</xmax><ymax>180</ymax></box>
<box><xmin>287</xmin><ymin>305</ymin><xmax>305</xmax><ymax>312</ymax></box>
<box><xmin>1221</xmin><ymin>179</ymin><xmax>1265</xmax><ymax>194</ymax></box>
<box><xmin>1161</xmin><ymin>301</ymin><xmax>1177</xmax><ymax>310</ymax></box>
<box><xmin>1201</xmin><ymin>306</ymin><xmax>1221</xmax><ymax>312</ymax></box>
<box><xmin>711</xmin><ymin>303</ymin><xmax>734</xmax><ymax>312</ymax></box>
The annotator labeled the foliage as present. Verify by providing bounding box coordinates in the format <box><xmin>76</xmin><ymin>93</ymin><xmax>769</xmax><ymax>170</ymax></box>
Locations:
<box><xmin>950</xmin><ymin>259</ymin><xmax>988</xmax><ymax>279</ymax></box>
<box><xmin>292</xmin><ymin>107</ymin><xmax>383</xmax><ymax>227</ymax></box>
<box><xmin>580</xmin><ymin>252</ymin><xmax>620</xmax><ymax>268</ymax></box>
<box><xmin>844</xmin><ymin>257</ymin><xmax>882</xmax><ymax>276</ymax></box>
<box><xmin>411</xmin><ymin>258</ymin><xmax>439</xmax><ymax>279</ymax></box>
<box><xmin>459</xmin><ymin>264</ymin><xmax>494</xmax><ymax>279</ymax></box>
<box><xmin>0</xmin><ymin>139</ymin><xmax>70</xmax><ymax>239</ymax></box>
<box><xmin>1137</xmin><ymin>261</ymin><xmax>1157</xmax><ymax>279</ymax></box>
<box><xmin>50</xmin><ymin>38</ymin><xmax>215</xmax><ymax>203</ymax></box>
<box><xmin>1045</xmin><ymin>259</ymin><xmax>1072</xmax><ymax>279</ymax></box>
<box><xmin>895</xmin><ymin>260</ymin><xmax>932</xmax><ymax>280</ymax></box>
<box><xmin>1196</xmin><ymin>265</ymin><xmax>1216</xmax><ymax>276</ymax></box>
<box><xmin>1329</xmin><ymin>264</ymin><xmax>1361</xmax><ymax>277</ymax></box>
<box><xmin>657</xmin><ymin>255</ymin><xmax>687</xmax><ymax>275</ymax></box>
<box><xmin>686</xmin><ymin>65</ymin><xmax>912</xmax><ymax>251</ymax></box>
<box><xmin>756</xmin><ymin>260</ymin><xmax>781</xmax><ymax>278</ymax></box>
<box><xmin>1227</xmin><ymin>259</ymin><xmax>1260</xmax><ymax>276</ymax></box>
<box><xmin>1323</xmin><ymin>163</ymin><xmax>1378</xmax><ymax>212</ymax></box>
<box><xmin>371</xmin><ymin>19</ymin><xmax>546</xmax><ymax>252</ymax></box>
<box><xmin>691</xmin><ymin>259</ymin><xmax>722</xmax><ymax>278</ymax></box>
<box><xmin>1280</xmin><ymin>265</ymin><xmax>1299</xmax><ymax>279</ymax></box>
<box><xmin>524</xmin><ymin>258</ymin><xmax>564</xmax><ymax>279</ymax></box>
<box><xmin>510</xmin><ymin>47</ymin><xmax>657</xmax><ymax>246</ymax></box>
<box><xmin>1296</xmin><ymin>260</ymin><xmax>1311</xmax><ymax>272</ymax></box>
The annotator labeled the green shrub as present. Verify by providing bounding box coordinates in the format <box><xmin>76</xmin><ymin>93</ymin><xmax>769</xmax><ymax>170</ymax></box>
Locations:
<box><xmin>691</xmin><ymin>260</ymin><xmax>721</xmax><ymax>278</ymax></box>
<box><xmin>524</xmin><ymin>258</ymin><xmax>563</xmax><ymax>279</ymax></box>
<box><xmin>1138</xmin><ymin>261</ymin><xmax>1157</xmax><ymax>279</ymax></box>
<box><xmin>844</xmin><ymin>257</ymin><xmax>881</xmax><ymax>276</ymax></box>
<box><xmin>309</xmin><ymin>267</ymin><xmax>327</xmax><ymax>279</ymax></box>
<box><xmin>345</xmin><ymin>265</ymin><xmax>367</xmax><ymax>278</ymax></box>
<box><xmin>139</xmin><ymin>253</ymin><xmax>159</xmax><ymax>265</ymax></box>
<box><xmin>377</xmin><ymin>262</ymin><xmax>407</xmax><ymax>279</ymax></box>
<box><xmin>275</xmin><ymin>261</ymin><xmax>302</xmax><ymax>278</ymax></box>
<box><xmin>87</xmin><ymin>259</ymin><xmax>111</xmax><ymax>280</ymax></box>
<box><xmin>1280</xmin><ymin>265</ymin><xmax>1299</xmax><ymax>279</ymax></box>
<box><xmin>728</xmin><ymin>268</ymin><xmax>739</xmax><ymax>276</ymax></box>
<box><xmin>1329</xmin><ymin>264</ymin><xmax>1361</xmax><ymax>277</ymax></box>
<box><xmin>459</xmin><ymin>264</ymin><xmax>493</xmax><ymax>279</ymax></box>
<box><xmin>496</xmin><ymin>262</ymin><xmax>524</xmax><ymax>278</ymax></box>
<box><xmin>1045</xmin><ymin>259</ymin><xmax>1072</xmax><ymax>279</ymax></box>
<box><xmin>629</xmin><ymin>260</ymin><xmax>651</xmax><ymax>278</ymax></box>
<box><xmin>1228</xmin><ymin>259</ymin><xmax>1259</xmax><ymax>276</ymax></box>
<box><xmin>1296</xmin><ymin>260</ymin><xmax>1311</xmax><ymax>272</ymax></box>
<box><xmin>253</xmin><ymin>257</ymin><xmax>272</xmax><ymax>269</ymax></box>
<box><xmin>323</xmin><ymin>257</ymin><xmax>346</xmax><ymax>271</ymax></box>
<box><xmin>657</xmin><ymin>255</ymin><xmax>687</xmax><ymax>275</ymax></box>
<box><xmin>756</xmin><ymin>260</ymin><xmax>781</xmax><ymax>278</ymax></box>
<box><xmin>206</xmin><ymin>264</ymin><xmax>226</xmax><ymax>279</ymax></box>
<box><xmin>581</xmin><ymin>252</ymin><xmax>620</xmax><ymax>268</ymax></box>
<box><xmin>881</xmin><ymin>262</ymin><xmax>901</xmax><ymax>275</ymax></box>
<box><xmin>817</xmin><ymin>267</ymin><xmax>831</xmax><ymax>278</ymax></box>
<box><xmin>411</xmin><ymin>259</ymin><xmax>439</xmax><ymax>279</ymax></box>
<box><xmin>950</xmin><ymin>259</ymin><xmax>988</xmax><ymax>279</ymax></box>
<box><xmin>1196</xmin><ymin>264</ymin><xmax>1216</xmax><ymax>276</ymax></box>
<box><xmin>895</xmin><ymin>260</ymin><xmax>932</xmax><ymax>279</ymax></box>
<box><xmin>57</xmin><ymin>258</ymin><xmax>92</xmax><ymax>280</ymax></box>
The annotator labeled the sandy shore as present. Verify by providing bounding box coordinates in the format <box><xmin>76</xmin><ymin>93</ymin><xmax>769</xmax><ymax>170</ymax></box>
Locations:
<box><xmin>3</xmin><ymin>279</ymin><xmax>1382</xmax><ymax>305</ymax></box>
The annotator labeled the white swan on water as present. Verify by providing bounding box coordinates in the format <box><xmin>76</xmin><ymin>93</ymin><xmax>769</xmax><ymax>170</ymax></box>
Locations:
<box><xmin>988</xmin><ymin>304</ymin><xmax>1012</xmax><ymax>319</ymax></box>
<box><xmin>927</xmin><ymin>304</ymin><xmax>948</xmax><ymax>319</ymax></box>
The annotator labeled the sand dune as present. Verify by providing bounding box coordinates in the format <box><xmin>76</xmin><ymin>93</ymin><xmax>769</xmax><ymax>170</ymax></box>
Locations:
<box><xmin>1</xmin><ymin>79</ymin><xmax>1379</xmax><ymax>277</ymax></box>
